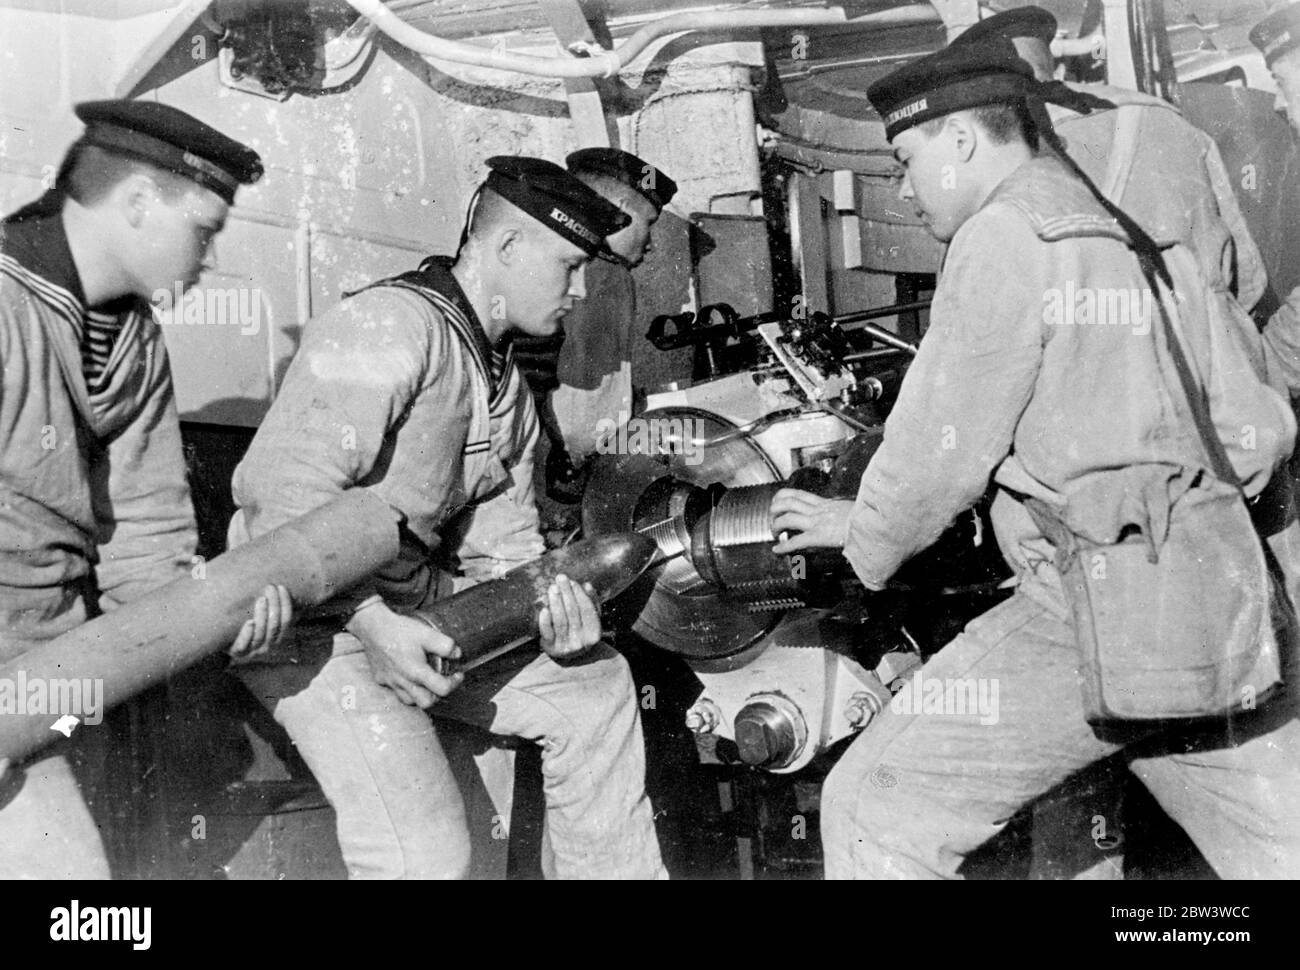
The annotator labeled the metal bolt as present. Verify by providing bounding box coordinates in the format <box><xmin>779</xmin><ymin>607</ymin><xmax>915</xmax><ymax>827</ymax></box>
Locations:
<box><xmin>685</xmin><ymin>699</ymin><xmax>721</xmax><ymax>734</ymax></box>
<box><xmin>845</xmin><ymin>690</ymin><xmax>883</xmax><ymax>728</ymax></box>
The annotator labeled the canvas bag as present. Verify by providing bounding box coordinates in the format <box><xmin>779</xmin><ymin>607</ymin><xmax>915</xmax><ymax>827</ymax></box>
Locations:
<box><xmin>1025</xmin><ymin>487</ymin><xmax>1283</xmax><ymax>724</ymax></box>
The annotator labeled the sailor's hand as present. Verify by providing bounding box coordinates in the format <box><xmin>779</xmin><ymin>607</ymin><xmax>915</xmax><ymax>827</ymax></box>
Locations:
<box><xmin>347</xmin><ymin>601</ymin><xmax>463</xmax><ymax>708</ymax></box>
<box><xmin>770</xmin><ymin>489</ymin><xmax>853</xmax><ymax>554</ymax></box>
<box><xmin>538</xmin><ymin>574</ymin><xmax>601</xmax><ymax>660</ymax></box>
<box><xmin>229</xmin><ymin>584</ymin><xmax>294</xmax><ymax>660</ymax></box>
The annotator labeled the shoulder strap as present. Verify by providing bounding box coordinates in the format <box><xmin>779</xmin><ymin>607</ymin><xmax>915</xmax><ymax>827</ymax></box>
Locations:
<box><xmin>1037</xmin><ymin>107</ymin><xmax>1241</xmax><ymax>490</ymax></box>
<box><xmin>1100</xmin><ymin>103</ymin><xmax>1144</xmax><ymax>205</ymax></box>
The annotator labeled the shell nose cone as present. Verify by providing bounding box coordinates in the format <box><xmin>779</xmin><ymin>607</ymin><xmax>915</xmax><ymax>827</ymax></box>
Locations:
<box><xmin>620</xmin><ymin>533</ymin><xmax>660</xmax><ymax>572</ymax></box>
<box><xmin>550</xmin><ymin>533</ymin><xmax>661</xmax><ymax>598</ymax></box>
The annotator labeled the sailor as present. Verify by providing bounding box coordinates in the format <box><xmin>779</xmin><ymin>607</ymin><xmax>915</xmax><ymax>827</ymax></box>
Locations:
<box><xmin>0</xmin><ymin>99</ymin><xmax>289</xmax><ymax>877</ymax></box>
<box><xmin>770</xmin><ymin>40</ymin><xmax>1300</xmax><ymax>879</ymax></box>
<box><xmin>956</xmin><ymin>6</ymin><xmax>1300</xmax><ymax>876</ymax></box>
<box><xmin>514</xmin><ymin>147</ymin><xmax>677</xmax><ymax>505</ymax></box>
<box><xmin>1250</xmin><ymin>5</ymin><xmax>1300</xmax><ymax>397</ymax></box>
<box><xmin>1251</xmin><ymin>2</ymin><xmax>1300</xmax><ymax>138</ymax></box>
<box><xmin>227</xmin><ymin>156</ymin><xmax>667</xmax><ymax>879</ymax></box>
<box><xmin>959</xmin><ymin>6</ymin><xmax>1271</xmax><ymax>340</ymax></box>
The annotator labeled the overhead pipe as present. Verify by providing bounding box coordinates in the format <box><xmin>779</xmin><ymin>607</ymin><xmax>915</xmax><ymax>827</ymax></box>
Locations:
<box><xmin>345</xmin><ymin>0</ymin><xmax>945</xmax><ymax>80</ymax></box>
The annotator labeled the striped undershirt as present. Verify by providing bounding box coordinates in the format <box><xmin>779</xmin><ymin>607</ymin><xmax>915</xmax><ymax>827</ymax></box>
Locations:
<box><xmin>489</xmin><ymin>346</ymin><xmax>507</xmax><ymax>385</ymax></box>
<box><xmin>81</xmin><ymin>309</ymin><xmax>124</xmax><ymax>391</ymax></box>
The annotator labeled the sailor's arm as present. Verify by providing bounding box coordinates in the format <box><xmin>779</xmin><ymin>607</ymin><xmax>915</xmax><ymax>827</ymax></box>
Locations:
<box><xmin>774</xmin><ymin>208</ymin><xmax>1045</xmax><ymax>589</ymax></box>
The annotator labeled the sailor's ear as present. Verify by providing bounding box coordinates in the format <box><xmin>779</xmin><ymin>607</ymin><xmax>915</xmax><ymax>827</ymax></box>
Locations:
<box><xmin>948</xmin><ymin>113</ymin><xmax>978</xmax><ymax>164</ymax></box>
<box><xmin>112</xmin><ymin>170</ymin><xmax>157</xmax><ymax>229</ymax></box>
<box><xmin>494</xmin><ymin>224</ymin><xmax>523</xmax><ymax>265</ymax></box>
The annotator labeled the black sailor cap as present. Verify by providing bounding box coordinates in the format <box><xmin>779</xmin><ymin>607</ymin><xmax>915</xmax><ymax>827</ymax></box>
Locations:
<box><xmin>867</xmin><ymin>36</ymin><xmax>1037</xmax><ymax>141</ymax></box>
<box><xmin>1251</xmin><ymin>4</ymin><xmax>1300</xmax><ymax>68</ymax></box>
<box><xmin>957</xmin><ymin>5</ymin><xmax>1058</xmax><ymax>46</ymax></box>
<box><xmin>73</xmin><ymin>99</ymin><xmax>262</xmax><ymax>203</ymax></box>
<box><xmin>565</xmin><ymin>147</ymin><xmax>677</xmax><ymax>210</ymax></box>
<box><xmin>485</xmin><ymin>156</ymin><xmax>631</xmax><ymax>257</ymax></box>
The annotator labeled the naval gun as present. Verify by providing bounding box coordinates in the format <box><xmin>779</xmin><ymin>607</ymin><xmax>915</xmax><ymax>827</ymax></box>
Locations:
<box><xmin>583</xmin><ymin>299</ymin><xmax>1008</xmax><ymax>772</ymax></box>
